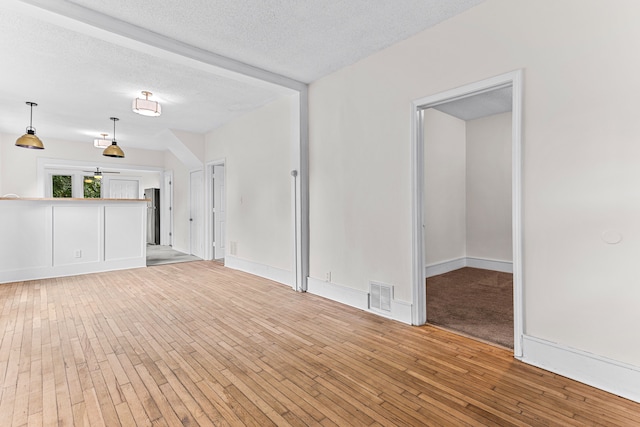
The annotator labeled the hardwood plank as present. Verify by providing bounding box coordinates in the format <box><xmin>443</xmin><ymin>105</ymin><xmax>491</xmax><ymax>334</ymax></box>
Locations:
<box><xmin>193</xmin><ymin>379</ymin><xmax>245</xmax><ymax>426</ymax></box>
<box><xmin>118</xmin><ymin>382</ymin><xmax>153</xmax><ymax>426</ymax></box>
<box><xmin>135</xmin><ymin>362</ymin><xmax>185</xmax><ymax>427</ymax></box>
<box><xmin>0</xmin><ymin>261</ymin><xmax>638</xmax><ymax>427</ymax></box>
<box><xmin>114</xmin><ymin>401</ymin><xmax>137</xmax><ymax>426</ymax></box>
<box><xmin>71</xmin><ymin>401</ymin><xmax>88</xmax><ymax>426</ymax></box>
<box><xmin>116</xmin><ymin>352</ymin><xmax>163</xmax><ymax>422</ymax></box>
<box><xmin>155</xmin><ymin>361</ymin><xmax>216</xmax><ymax>427</ymax></box>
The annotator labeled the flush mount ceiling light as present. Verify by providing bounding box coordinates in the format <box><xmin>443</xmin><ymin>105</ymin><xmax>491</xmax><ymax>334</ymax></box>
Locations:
<box><xmin>132</xmin><ymin>90</ymin><xmax>161</xmax><ymax>117</ymax></box>
<box><xmin>93</xmin><ymin>133</ymin><xmax>110</xmax><ymax>148</ymax></box>
<box><xmin>15</xmin><ymin>101</ymin><xmax>44</xmax><ymax>149</ymax></box>
<box><xmin>103</xmin><ymin>117</ymin><xmax>125</xmax><ymax>158</ymax></box>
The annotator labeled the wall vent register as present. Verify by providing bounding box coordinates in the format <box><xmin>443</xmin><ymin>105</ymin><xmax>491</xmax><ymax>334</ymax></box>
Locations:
<box><xmin>370</xmin><ymin>282</ymin><xmax>392</xmax><ymax>312</ymax></box>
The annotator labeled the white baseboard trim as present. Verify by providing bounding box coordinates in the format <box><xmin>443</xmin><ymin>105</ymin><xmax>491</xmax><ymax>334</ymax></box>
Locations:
<box><xmin>425</xmin><ymin>257</ymin><xmax>466</xmax><ymax>278</ymax></box>
<box><xmin>425</xmin><ymin>257</ymin><xmax>513</xmax><ymax>278</ymax></box>
<box><xmin>307</xmin><ymin>277</ymin><xmax>368</xmax><ymax>310</ymax></box>
<box><xmin>0</xmin><ymin>258</ymin><xmax>146</xmax><ymax>284</ymax></box>
<box><xmin>224</xmin><ymin>255</ymin><xmax>293</xmax><ymax>287</ymax></box>
<box><xmin>521</xmin><ymin>335</ymin><xmax>640</xmax><ymax>403</ymax></box>
<box><xmin>307</xmin><ymin>277</ymin><xmax>412</xmax><ymax>324</ymax></box>
<box><xmin>466</xmin><ymin>257</ymin><xmax>513</xmax><ymax>273</ymax></box>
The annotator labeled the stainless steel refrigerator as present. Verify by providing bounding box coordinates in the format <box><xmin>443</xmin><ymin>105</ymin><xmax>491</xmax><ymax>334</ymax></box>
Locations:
<box><xmin>144</xmin><ymin>188</ymin><xmax>160</xmax><ymax>245</ymax></box>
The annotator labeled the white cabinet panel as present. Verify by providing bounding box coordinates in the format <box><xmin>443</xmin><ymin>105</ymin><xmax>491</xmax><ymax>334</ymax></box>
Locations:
<box><xmin>105</xmin><ymin>205</ymin><xmax>145</xmax><ymax>261</ymax></box>
<box><xmin>0</xmin><ymin>199</ymin><xmax>147</xmax><ymax>283</ymax></box>
<box><xmin>0</xmin><ymin>203</ymin><xmax>50</xmax><ymax>270</ymax></box>
<box><xmin>53</xmin><ymin>206</ymin><xmax>101</xmax><ymax>266</ymax></box>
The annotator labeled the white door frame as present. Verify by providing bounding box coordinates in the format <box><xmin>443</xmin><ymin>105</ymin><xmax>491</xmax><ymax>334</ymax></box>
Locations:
<box><xmin>410</xmin><ymin>70</ymin><xmax>524</xmax><ymax>356</ymax></box>
<box><xmin>161</xmin><ymin>170</ymin><xmax>174</xmax><ymax>246</ymax></box>
<box><xmin>205</xmin><ymin>159</ymin><xmax>226</xmax><ymax>261</ymax></box>
<box><xmin>189</xmin><ymin>169</ymin><xmax>204</xmax><ymax>258</ymax></box>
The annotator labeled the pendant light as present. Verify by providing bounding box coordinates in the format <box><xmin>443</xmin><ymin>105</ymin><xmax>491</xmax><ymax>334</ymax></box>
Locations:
<box><xmin>93</xmin><ymin>133</ymin><xmax>110</xmax><ymax>148</ymax></box>
<box><xmin>103</xmin><ymin>117</ymin><xmax>125</xmax><ymax>158</ymax></box>
<box><xmin>15</xmin><ymin>101</ymin><xmax>44</xmax><ymax>149</ymax></box>
<box><xmin>132</xmin><ymin>91</ymin><xmax>161</xmax><ymax>117</ymax></box>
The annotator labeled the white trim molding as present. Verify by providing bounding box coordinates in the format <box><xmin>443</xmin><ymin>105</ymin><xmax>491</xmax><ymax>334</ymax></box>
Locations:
<box><xmin>411</xmin><ymin>70</ymin><xmax>524</xmax><ymax>357</ymax></box>
<box><xmin>466</xmin><ymin>257</ymin><xmax>512</xmax><ymax>273</ymax></box>
<box><xmin>307</xmin><ymin>277</ymin><xmax>413</xmax><ymax>324</ymax></box>
<box><xmin>425</xmin><ymin>258</ymin><xmax>467</xmax><ymax>278</ymax></box>
<box><xmin>205</xmin><ymin>159</ymin><xmax>226</xmax><ymax>261</ymax></box>
<box><xmin>521</xmin><ymin>335</ymin><xmax>640</xmax><ymax>403</ymax></box>
<box><xmin>425</xmin><ymin>257</ymin><xmax>513</xmax><ymax>278</ymax></box>
<box><xmin>225</xmin><ymin>255</ymin><xmax>293</xmax><ymax>287</ymax></box>
<box><xmin>1</xmin><ymin>259</ymin><xmax>145</xmax><ymax>284</ymax></box>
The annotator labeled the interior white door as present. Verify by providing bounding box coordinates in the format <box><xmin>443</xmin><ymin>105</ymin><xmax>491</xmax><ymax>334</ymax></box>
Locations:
<box><xmin>107</xmin><ymin>178</ymin><xmax>139</xmax><ymax>199</ymax></box>
<box><xmin>190</xmin><ymin>170</ymin><xmax>204</xmax><ymax>258</ymax></box>
<box><xmin>161</xmin><ymin>171</ymin><xmax>173</xmax><ymax>246</ymax></box>
<box><xmin>213</xmin><ymin>164</ymin><xmax>226</xmax><ymax>260</ymax></box>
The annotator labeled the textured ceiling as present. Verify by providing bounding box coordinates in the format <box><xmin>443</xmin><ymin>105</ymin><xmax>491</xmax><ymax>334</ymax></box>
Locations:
<box><xmin>65</xmin><ymin>0</ymin><xmax>485</xmax><ymax>82</ymax></box>
<box><xmin>433</xmin><ymin>86</ymin><xmax>513</xmax><ymax>121</ymax></box>
<box><xmin>0</xmin><ymin>0</ymin><xmax>485</xmax><ymax>150</ymax></box>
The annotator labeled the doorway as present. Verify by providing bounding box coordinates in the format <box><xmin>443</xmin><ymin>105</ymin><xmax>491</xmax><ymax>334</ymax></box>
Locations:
<box><xmin>212</xmin><ymin>162</ymin><xmax>226</xmax><ymax>261</ymax></box>
<box><xmin>190</xmin><ymin>170</ymin><xmax>204</xmax><ymax>258</ymax></box>
<box><xmin>411</xmin><ymin>71</ymin><xmax>523</xmax><ymax>356</ymax></box>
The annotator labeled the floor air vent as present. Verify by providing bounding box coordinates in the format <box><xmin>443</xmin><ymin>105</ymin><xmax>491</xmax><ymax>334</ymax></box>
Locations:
<box><xmin>369</xmin><ymin>282</ymin><xmax>392</xmax><ymax>312</ymax></box>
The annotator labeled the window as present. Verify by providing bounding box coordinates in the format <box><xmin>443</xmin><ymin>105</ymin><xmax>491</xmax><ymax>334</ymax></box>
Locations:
<box><xmin>52</xmin><ymin>175</ymin><xmax>73</xmax><ymax>198</ymax></box>
<box><xmin>49</xmin><ymin>172</ymin><xmax>102</xmax><ymax>198</ymax></box>
<box><xmin>83</xmin><ymin>176</ymin><xmax>102</xmax><ymax>198</ymax></box>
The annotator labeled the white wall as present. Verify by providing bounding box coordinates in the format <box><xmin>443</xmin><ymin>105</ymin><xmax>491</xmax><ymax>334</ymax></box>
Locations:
<box><xmin>205</xmin><ymin>96</ymin><xmax>294</xmax><ymax>274</ymax></box>
<box><xmin>309</xmin><ymin>0</ymin><xmax>640</xmax><ymax>369</ymax></box>
<box><xmin>424</xmin><ymin>108</ymin><xmax>467</xmax><ymax>266</ymax></box>
<box><xmin>172</xmin><ymin>129</ymin><xmax>205</xmax><ymax>162</ymax></box>
<box><xmin>466</xmin><ymin>112</ymin><xmax>512</xmax><ymax>262</ymax></box>
<box><xmin>0</xmin><ymin>134</ymin><xmax>4</xmax><ymax>196</ymax></box>
<box><xmin>138</xmin><ymin>171</ymin><xmax>162</xmax><ymax>197</ymax></box>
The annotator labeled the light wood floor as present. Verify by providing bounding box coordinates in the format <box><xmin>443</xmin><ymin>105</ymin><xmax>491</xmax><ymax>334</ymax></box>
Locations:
<box><xmin>1</xmin><ymin>262</ymin><xmax>639</xmax><ymax>426</ymax></box>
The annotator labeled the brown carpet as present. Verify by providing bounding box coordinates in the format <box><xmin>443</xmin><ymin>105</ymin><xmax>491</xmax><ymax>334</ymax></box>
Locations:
<box><xmin>426</xmin><ymin>267</ymin><xmax>513</xmax><ymax>349</ymax></box>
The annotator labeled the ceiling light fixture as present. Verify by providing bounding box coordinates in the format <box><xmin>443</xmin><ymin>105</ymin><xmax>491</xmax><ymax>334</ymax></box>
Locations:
<box><xmin>103</xmin><ymin>117</ymin><xmax>125</xmax><ymax>158</ymax></box>
<box><xmin>15</xmin><ymin>101</ymin><xmax>44</xmax><ymax>149</ymax></box>
<box><xmin>93</xmin><ymin>133</ymin><xmax>110</xmax><ymax>148</ymax></box>
<box><xmin>132</xmin><ymin>91</ymin><xmax>161</xmax><ymax>117</ymax></box>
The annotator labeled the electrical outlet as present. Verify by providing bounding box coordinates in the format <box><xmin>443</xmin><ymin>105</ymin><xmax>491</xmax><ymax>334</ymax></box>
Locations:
<box><xmin>230</xmin><ymin>241</ymin><xmax>237</xmax><ymax>256</ymax></box>
<box><xmin>326</xmin><ymin>272</ymin><xmax>331</xmax><ymax>282</ymax></box>
<box><xmin>74</xmin><ymin>250</ymin><xmax>82</xmax><ymax>258</ymax></box>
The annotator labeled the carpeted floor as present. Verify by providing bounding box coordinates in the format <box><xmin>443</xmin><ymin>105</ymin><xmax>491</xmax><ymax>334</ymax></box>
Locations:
<box><xmin>426</xmin><ymin>267</ymin><xmax>513</xmax><ymax>349</ymax></box>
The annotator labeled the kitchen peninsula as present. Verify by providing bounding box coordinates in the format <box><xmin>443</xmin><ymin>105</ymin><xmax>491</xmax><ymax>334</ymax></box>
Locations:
<box><xmin>0</xmin><ymin>197</ymin><xmax>147</xmax><ymax>283</ymax></box>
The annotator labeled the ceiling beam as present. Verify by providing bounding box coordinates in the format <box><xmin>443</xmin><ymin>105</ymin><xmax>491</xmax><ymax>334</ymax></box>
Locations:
<box><xmin>6</xmin><ymin>0</ymin><xmax>306</xmax><ymax>94</ymax></box>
